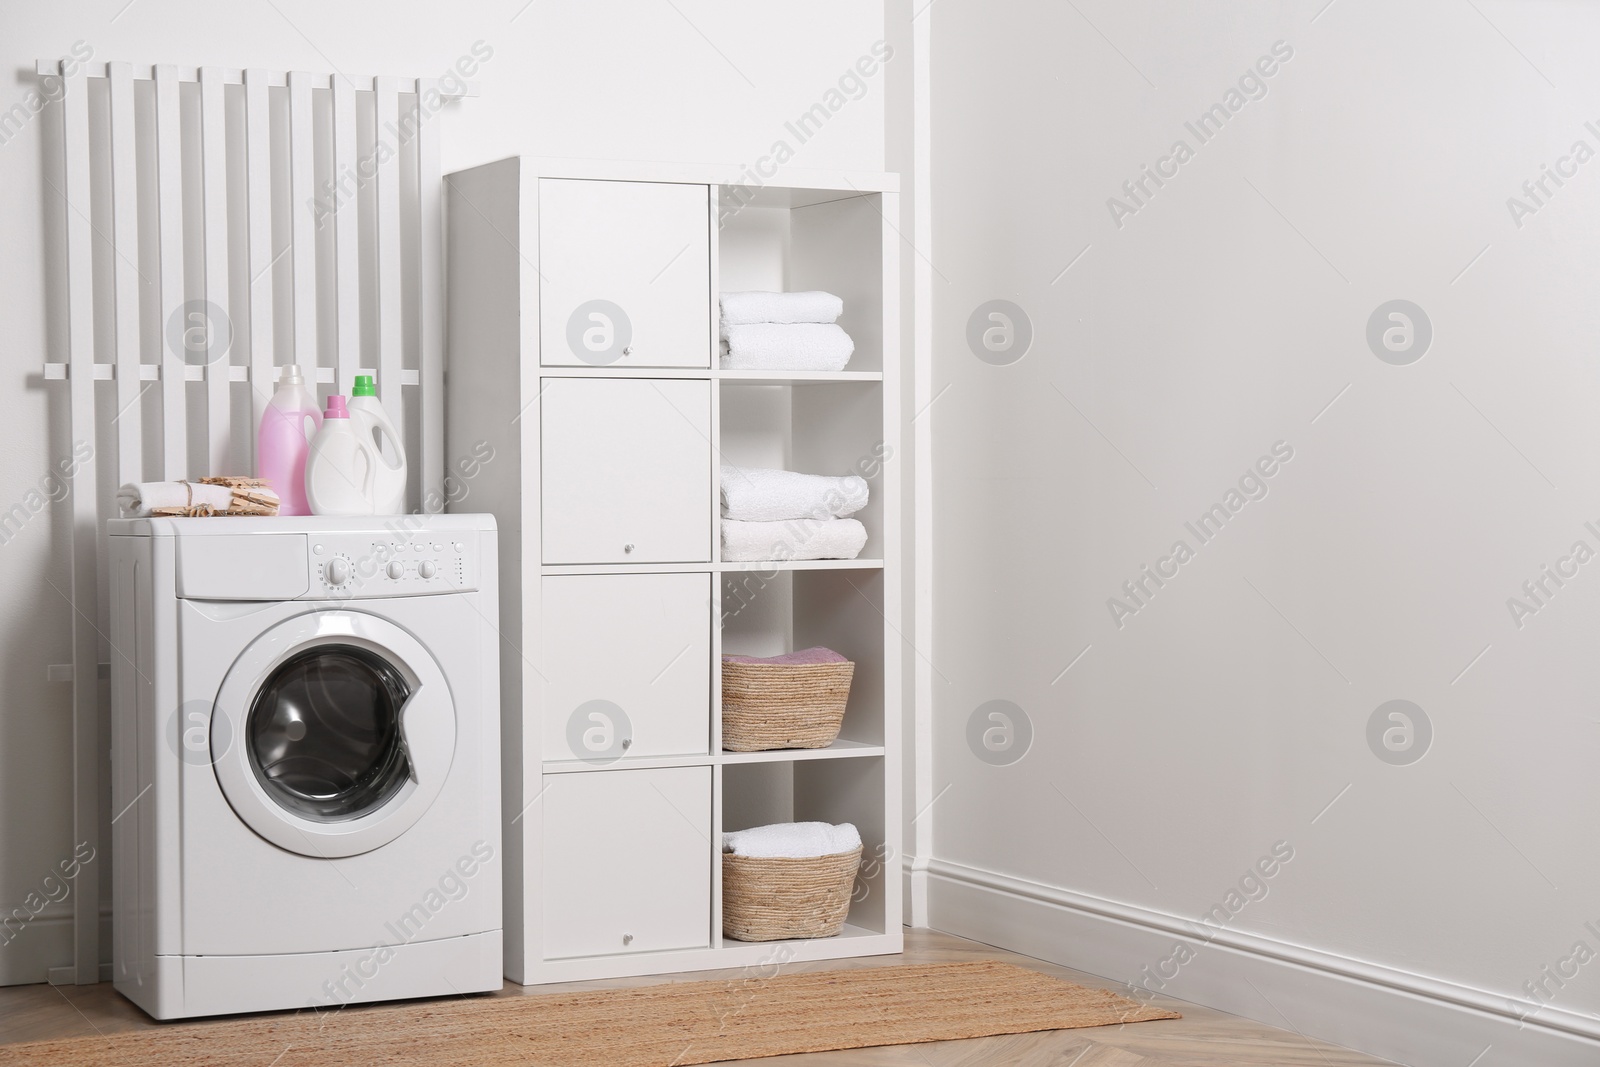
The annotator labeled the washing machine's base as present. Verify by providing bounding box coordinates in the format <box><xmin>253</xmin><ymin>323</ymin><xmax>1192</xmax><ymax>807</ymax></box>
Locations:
<box><xmin>116</xmin><ymin>930</ymin><xmax>503</xmax><ymax>1020</ymax></box>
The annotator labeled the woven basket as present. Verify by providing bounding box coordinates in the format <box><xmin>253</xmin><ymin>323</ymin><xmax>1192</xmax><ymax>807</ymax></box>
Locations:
<box><xmin>721</xmin><ymin>658</ymin><xmax>855</xmax><ymax>751</ymax></box>
<box><xmin>722</xmin><ymin>846</ymin><xmax>862</xmax><ymax>942</ymax></box>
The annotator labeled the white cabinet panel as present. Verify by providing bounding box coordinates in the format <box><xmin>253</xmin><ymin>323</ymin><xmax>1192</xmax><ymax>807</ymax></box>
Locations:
<box><xmin>539</xmin><ymin>179</ymin><xmax>710</xmax><ymax>368</ymax></box>
<box><xmin>541</xmin><ymin>378</ymin><xmax>711</xmax><ymax>564</ymax></box>
<box><xmin>542</xmin><ymin>767</ymin><xmax>711</xmax><ymax>959</ymax></box>
<box><xmin>543</xmin><ymin>573</ymin><xmax>710</xmax><ymax>761</ymax></box>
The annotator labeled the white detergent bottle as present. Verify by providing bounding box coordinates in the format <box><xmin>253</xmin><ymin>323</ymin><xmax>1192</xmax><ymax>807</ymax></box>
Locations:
<box><xmin>347</xmin><ymin>374</ymin><xmax>408</xmax><ymax>514</ymax></box>
<box><xmin>305</xmin><ymin>395</ymin><xmax>378</xmax><ymax>516</ymax></box>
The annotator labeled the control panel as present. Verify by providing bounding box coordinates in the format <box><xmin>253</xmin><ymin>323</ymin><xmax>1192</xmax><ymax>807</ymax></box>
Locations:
<box><xmin>308</xmin><ymin>530</ymin><xmax>479</xmax><ymax>598</ymax></box>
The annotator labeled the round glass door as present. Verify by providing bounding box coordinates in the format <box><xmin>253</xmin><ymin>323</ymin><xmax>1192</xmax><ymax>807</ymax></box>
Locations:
<box><xmin>212</xmin><ymin>610</ymin><xmax>457</xmax><ymax>858</ymax></box>
<box><xmin>247</xmin><ymin>644</ymin><xmax>413</xmax><ymax>822</ymax></box>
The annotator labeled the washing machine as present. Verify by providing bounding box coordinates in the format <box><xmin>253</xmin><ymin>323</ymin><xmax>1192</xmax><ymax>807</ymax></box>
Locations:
<box><xmin>108</xmin><ymin>515</ymin><xmax>502</xmax><ymax>1019</ymax></box>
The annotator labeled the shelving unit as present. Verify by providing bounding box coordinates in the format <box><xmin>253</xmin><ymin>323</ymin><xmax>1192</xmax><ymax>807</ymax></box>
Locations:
<box><xmin>445</xmin><ymin>158</ymin><xmax>901</xmax><ymax>984</ymax></box>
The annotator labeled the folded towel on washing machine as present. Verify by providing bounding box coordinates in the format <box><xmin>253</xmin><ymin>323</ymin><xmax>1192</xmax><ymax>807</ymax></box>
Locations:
<box><xmin>118</xmin><ymin>481</ymin><xmax>233</xmax><ymax>517</ymax></box>
<box><xmin>720</xmin><ymin>517</ymin><xmax>868</xmax><ymax>562</ymax></box>
<box><xmin>720</xmin><ymin>464</ymin><xmax>868</xmax><ymax>522</ymax></box>
<box><xmin>723</xmin><ymin>821</ymin><xmax>862</xmax><ymax>859</ymax></box>
<box><xmin>117</xmin><ymin>479</ymin><xmax>280</xmax><ymax>517</ymax></box>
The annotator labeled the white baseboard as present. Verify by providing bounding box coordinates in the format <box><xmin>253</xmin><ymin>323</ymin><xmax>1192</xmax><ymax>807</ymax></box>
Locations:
<box><xmin>0</xmin><ymin>912</ymin><xmax>73</xmax><ymax>987</ymax></box>
<box><xmin>901</xmin><ymin>854</ymin><xmax>929</xmax><ymax>928</ymax></box>
<box><xmin>926</xmin><ymin>858</ymin><xmax>1600</xmax><ymax>1067</ymax></box>
<box><xmin>2</xmin><ymin>903</ymin><xmax>114</xmax><ymax>987</ymax></box>
<box><xmin>47</xmin><ymin>962</ymin><xmax>113</xmax><ymax>985</ymax></box>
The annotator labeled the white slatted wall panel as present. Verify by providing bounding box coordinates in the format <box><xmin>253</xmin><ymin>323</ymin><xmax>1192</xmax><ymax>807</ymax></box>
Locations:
<box><xmin>199</xmin><ymin>67</ymin><xmax>230</xmax><ymax>472</ymax></box>
<box><xmin>287</xmin><ymin>71</ymin><xmax>317</xmax><ymax>383</ymax></box>
<box><xmin>332</xmin><ymin>78</ymin><xmax>360</xmax><ymax>397</ymax></box>
<box><xmin>374</xmin><ymin>78</ymin><xmax>406</xmax><ymax>448</ymax></box>
<box><xmin>59</xmin><ymin>57</ymin><xmax>100</xmax><ymax>990</ymax></box>
<box><xmin>417</xmin><ymin>79</ymin><xmax>445</xmax><ymax>502</ymax></box>
<box><xmin>153</xmin><ymin>64</ymin><xmax>186</xmax><ymax>478</ymax></box>
<box><xmin>107</xmin><ymin>62</ymin><xmax>141</xmax><ymax>486</ymax></box>
<box><xmin>37</xmin><ymin>59</ymin><xmax>469</xmax><ymax>984</ymax></box>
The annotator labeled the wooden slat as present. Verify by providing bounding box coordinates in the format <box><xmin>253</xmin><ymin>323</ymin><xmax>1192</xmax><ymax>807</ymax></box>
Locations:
<box><xmin>34</xmin><ymin>60</ymin><xmax>480</xmax><ymax>97</ymax></box>
<box><xmin>417</xmin><ymin>78</ymin><xmax>443</xmax><ymax>511</ymax></box>
<box><xmin>373</xmin><ymin>78</ymin><xmax>404</xmax><ymax>443</ymax></box>
<box><xmin>107</xmin><ymin>62</ymin><xmax>141</xmax><ymax>485</ymax></box>
<box><xmin>59</xmin><ymin>59</ymin><xmax>101</xmax><ymax>987</ymax></box>
<box><xmin>200</xmin><ymin>66</ymin><xmax>231</xmax><ymax>473</ymax></box>
<box><xmin>153</xmin><ymin>64</ymin><xmax>186</xmax><ymax>477</ymax></box>
<box><xmin>244</xmin><ymin>69</ymin><xmax>275</xmax><ymax>453</ymax></box>
<box><xmin>288</xmin><ymin>71</ymin><xmax>316</xmax><ymax>376</ymax></box>
<box><xmin>331</xmin><ymin>76</ymin><xmax>359</xmax><ymax>397</ymax></box>
<box><xmin>42</xmin><ymin>363</ymin><xmax>424</xmax><ymax>386</ymax></box>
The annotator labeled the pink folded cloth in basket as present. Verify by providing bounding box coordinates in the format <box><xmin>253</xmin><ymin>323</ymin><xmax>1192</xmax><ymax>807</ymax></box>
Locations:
<box><xmin>722</xmin><ymin>646</ymin><xmax>847</xmax><ymax>666</ymax></box>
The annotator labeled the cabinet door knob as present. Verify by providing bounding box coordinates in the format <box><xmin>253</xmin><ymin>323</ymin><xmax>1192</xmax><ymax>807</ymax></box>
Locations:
<box><xmin>623</xmin><ymin>543</ymin><xmax>635</xmax><ymax>554</ymax></box>
<box><xmin>622</xmin><ymin>933</ymin><xmax>634</xmax><ymax>945</ymax></box>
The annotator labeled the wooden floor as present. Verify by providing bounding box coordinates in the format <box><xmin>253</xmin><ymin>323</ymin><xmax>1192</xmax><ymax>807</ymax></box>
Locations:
<box><xmin>0</xmin><ymin>928</ymin><xmax>1398</xmax><ymax>1065</ymax></box>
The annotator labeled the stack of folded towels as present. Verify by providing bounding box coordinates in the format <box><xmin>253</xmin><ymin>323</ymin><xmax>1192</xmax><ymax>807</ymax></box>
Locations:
<box><xmin>720</xmin><ymin>290</ymin><xmax>854</xmax><ymax>372</ymax></box>
<box><xmin>723</xmin><ymin>821</ymin><xmax>862</xmax><ymax>859</ymax></box>
<box><xmin>721</xmin><ymin>464</ymin><xmax>869</xmax><ymax>561</ymax></box>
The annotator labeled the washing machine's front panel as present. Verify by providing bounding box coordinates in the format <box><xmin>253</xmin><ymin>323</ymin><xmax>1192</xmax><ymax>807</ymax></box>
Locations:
<box><xmin>175</xmin><ymin>590</ymin><xmax>501</xmax><ymax>960</ymax></box>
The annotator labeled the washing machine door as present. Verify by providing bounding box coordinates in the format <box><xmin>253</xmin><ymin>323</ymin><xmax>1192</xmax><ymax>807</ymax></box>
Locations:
<box><xmin>211</xmin><ymin>610</ymin><xmax>456</xmax><ymax>858</ymax></box>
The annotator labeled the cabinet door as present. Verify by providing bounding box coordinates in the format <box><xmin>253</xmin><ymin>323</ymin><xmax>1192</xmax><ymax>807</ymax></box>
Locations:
<box><xmin>543</xmin><ymin>573</ymin><xmax>710</xmax><ymax>761</ymax></box>
<box><xmin>539</xmin><ymin>178</ymin><xmax>711</xmax><ymax>368</ymax></box>
<box><xmin>541</xmin><ymin>378</ymin><xmax>711</xmax><ymax>564</ymax></box>
<box><xmin>542</xmin><ymin>767</ymin><xmax>711</xmax><ymax>959</ymax></box>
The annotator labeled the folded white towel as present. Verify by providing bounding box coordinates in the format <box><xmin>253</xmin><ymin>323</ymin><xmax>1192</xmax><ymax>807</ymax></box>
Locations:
<box><xmin>720</xmin><ymin>290</ymin><xmax>843</xmax><ymax>326</ymax></box>
<box><xmin>117</xmin><ymin>481</ymin><xmax>235</xmax><ymax>518</ymax></box>
<box><xmin>721</xmin><ymin>517</ymin><xmax>868</xmax><ymax>562</ymax></box>
<box><xmin>723</xmin><ymin>821</ymin><xmax>862</xmax><ymax>859</ymax></box>
<box><xmin>721</xmin><ymin>465</ymin><xmax>868</xmax><ymax>523</ymax></box>
<box><xmin>720</xmin><ymin>323</ymin><xmax>854</xmax><ymax>372</ymax></box>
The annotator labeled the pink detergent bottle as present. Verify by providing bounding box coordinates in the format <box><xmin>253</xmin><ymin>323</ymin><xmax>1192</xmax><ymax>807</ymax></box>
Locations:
<box><xmin>257</xmin><ymin>364</ymin><xmax>322</xmax><ymax>516</ymax></box>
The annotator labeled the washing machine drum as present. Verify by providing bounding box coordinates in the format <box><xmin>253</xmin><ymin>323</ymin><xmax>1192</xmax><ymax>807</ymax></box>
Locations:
<box><xmin>248</xmin><ymin>645</ymin><xmax>413</xmax><ymax>820</ymax></box>
<box><xmin>212</xmin><ymin>611</ymin><xmax>457</xmax><ymax>858</ymax></box>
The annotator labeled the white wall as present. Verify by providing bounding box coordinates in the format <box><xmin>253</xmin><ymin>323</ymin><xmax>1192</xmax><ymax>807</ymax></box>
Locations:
<box><xmin>926</xmin><ymin>1</ymin><xmax>1600</xmax><ymax>1063</ymax></box>
<box><xmin>0</xmin><ymin>0</ymin><xmax>889</xmax><ymax>984</ymax></box>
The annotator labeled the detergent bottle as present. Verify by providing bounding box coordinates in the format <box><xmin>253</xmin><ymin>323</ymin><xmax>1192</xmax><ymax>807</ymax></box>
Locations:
<box><xmin>256</xmin><ymin>364</ymin><xmax>321</xmax><ymax>516</ymax></box>
<box><xmin>347</xmin><ymin>375</ymin><xmax>408</xmax><ymax>514</ymax></box>
<box><xmin>304</xmin><ymin>396</ymin><xmax>378</xmax><ymax>516</ymax></box>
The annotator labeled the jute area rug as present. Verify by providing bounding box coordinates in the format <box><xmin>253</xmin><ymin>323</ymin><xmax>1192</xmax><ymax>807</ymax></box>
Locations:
<box><xmin>0</xmin><ymin>960</ymin><xmax>1180</xmax><ymax>1066</ymax></box>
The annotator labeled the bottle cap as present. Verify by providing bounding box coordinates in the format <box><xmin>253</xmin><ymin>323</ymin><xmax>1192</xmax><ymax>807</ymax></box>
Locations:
<box><xmin>279</xmin><ymin>363</ymin><xmax>305</xmax><ymax>387</ymax></box>
<box><xmin>352</xmin><ymin>374</ymin><xmax>377</xmax><ymax>397</ymax></box>
<box><xmin>324</xmin><ymin>395</ymin><xmax>350</xmax><ymax>419</ymax></box>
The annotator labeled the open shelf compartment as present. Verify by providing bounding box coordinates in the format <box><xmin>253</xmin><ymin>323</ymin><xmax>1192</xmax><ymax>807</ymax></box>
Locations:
<box><xmin>720</xmin><ymin>756</ymin><xmax>891</xmax><ymax>943</ymax></box>
<box><xmin>718</xmin><ymin>379</ymin><xmax>886</xmax><ymax>563</ymax></box>
<box><xmin>717</xmin><ymin>186</ymin><xmax>885</xmax><ymax>374</ymax></box>
<box><xmin>720</xmin><ymin>568</ymin><xmax>886</xmax><ymax>751</ymax></box>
